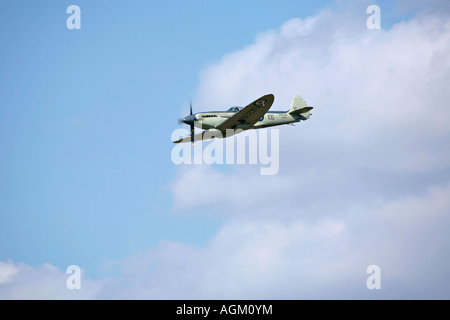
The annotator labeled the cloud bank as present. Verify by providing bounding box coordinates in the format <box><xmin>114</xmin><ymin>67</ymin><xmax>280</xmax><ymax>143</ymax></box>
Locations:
<box><xmin>2</xmin><ymin>183</ymin><xmax>449</xmax><ymax>299</ymax></box>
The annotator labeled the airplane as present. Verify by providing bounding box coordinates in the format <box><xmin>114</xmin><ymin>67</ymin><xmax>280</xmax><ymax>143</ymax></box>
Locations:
<box><xmin>174</xmin><ymin>94</ymin><xmax>313</xmax><ymax>143</ymax></box>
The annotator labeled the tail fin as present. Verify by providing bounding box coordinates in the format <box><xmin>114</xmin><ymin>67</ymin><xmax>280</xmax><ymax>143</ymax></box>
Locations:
<box><xmin>288</xmin><ymin>95</ymin><xmax>313</xmax><ymax>114</ymax></box>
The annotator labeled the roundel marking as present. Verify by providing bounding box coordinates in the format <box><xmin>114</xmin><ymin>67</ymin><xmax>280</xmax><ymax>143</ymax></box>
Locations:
<box><xmin>254</xmin><ymin>99</ymin><xmax>267</xmax><ymax>107</ymax></box>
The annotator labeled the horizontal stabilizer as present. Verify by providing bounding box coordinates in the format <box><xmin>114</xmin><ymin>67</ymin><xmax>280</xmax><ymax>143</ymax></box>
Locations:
<box><xmin>289</xmin><ymin>106</ymin><xmax>313</xmax><ymax>114</ymax></box>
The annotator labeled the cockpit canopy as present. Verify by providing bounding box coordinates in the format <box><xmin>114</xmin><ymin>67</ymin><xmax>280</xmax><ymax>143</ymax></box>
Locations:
<box><xmin>227</xmin><ymin>106</ymin><xmax>243</xmax><ymax>112</ymax></box>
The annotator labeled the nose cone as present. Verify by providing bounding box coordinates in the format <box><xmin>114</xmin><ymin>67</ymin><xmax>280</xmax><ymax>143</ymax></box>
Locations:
<box><xmin>182</xmin><ymin>114</ymin><xmax>196</xmax><ymax>125</ymax></box>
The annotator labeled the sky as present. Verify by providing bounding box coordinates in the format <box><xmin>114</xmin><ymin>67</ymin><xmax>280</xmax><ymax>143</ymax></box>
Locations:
<box><xmin>1</xmin><ymin>0</ymin><xmax>450</xmax><ymax>299</ymax></box>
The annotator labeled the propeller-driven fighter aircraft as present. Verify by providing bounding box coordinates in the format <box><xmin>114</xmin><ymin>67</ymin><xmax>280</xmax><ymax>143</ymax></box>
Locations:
<box><xmin>174</xmin><ymin>94</ymin><xmax>313</xmax><ymax>143</ymax></box>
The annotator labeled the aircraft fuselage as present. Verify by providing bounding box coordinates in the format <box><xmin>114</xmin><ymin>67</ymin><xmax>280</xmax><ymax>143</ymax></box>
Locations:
<box><xmin>191</xmin><ymin>111</ymin><xmax>308</xmax><ymax>130</ymax></box>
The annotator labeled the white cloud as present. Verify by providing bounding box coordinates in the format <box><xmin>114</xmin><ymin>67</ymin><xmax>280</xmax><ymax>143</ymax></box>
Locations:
<box><xmin>1</xmin><ymin>185</ymin><xmax>449</xmax><ymax>299</ymax></box>
<box><xmin>112</xmin><ymin>184</ymin><xmax>450</xmax><ymax>299</ymax></box>
<box><xmin>169</xmin><ymin>165</ymin><xmax>295</xmax><ymax>216</ymax></box>
<box><xmin>0</xmin><ymin>260</ymin><xmax>18</xmax><ymax>284</ymax></box>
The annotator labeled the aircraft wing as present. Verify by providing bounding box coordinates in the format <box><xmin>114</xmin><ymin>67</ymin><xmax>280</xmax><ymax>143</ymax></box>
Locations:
<box><xmin>173</xmin><ymin>131</ymin><xmax>205</xmax><ymax>144</ymax></box>
<box><xmin>215</xmin><ymin>94</ymin><xmax>274</xmax><ymax>132</ymax></box>
<box><xmin>173</xmin><ymin>130</ymin><xmax>224</xmax><ymax>144</ymax></box>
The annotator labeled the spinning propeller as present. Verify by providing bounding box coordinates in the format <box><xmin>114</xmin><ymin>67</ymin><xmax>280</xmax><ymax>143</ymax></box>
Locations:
<box><xmin>179</xmin><ymin>101</ymin><xmax>196</xmax><ymax>143</ymax></box>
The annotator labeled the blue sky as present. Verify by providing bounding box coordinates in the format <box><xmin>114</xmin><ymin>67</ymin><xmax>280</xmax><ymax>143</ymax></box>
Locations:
<box><xmin>1</xmin><ymin>0</ymin><xmax>450</xmax><ymax>299</ymax></box>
